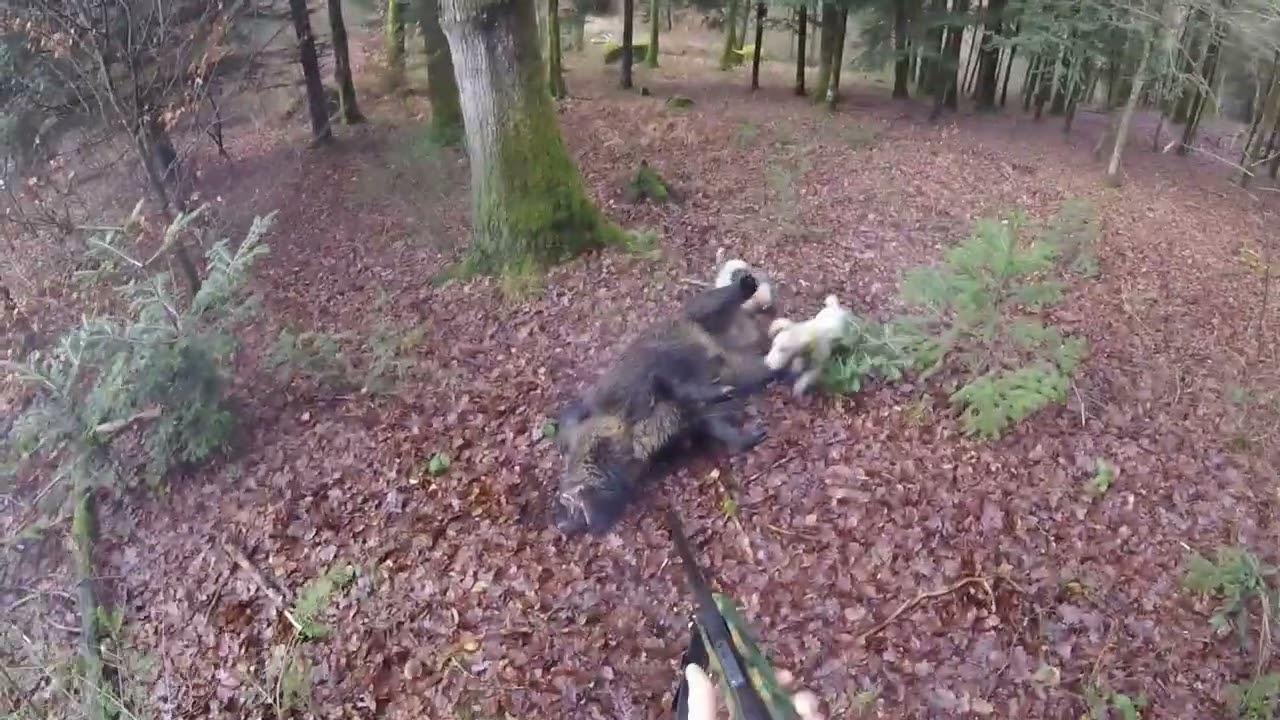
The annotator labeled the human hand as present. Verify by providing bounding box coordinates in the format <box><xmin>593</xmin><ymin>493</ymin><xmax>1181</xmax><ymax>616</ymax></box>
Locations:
<box><xmin>682</xmin><ymin>664</ymin><xmax>826</xmax><ymax>720</ymax></box>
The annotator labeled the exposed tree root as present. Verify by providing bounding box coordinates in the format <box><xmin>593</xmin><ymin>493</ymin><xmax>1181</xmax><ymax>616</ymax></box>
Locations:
<box><xmin>858</xmin><ymin>575</ymin><xmax>997</xmax><ymax>644</ymax></box>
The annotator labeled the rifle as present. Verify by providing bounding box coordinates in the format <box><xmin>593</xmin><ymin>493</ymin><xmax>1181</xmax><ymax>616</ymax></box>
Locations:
<box><xmin>666</xmin><ymin>509</ymin><xmax>794</xmax><ymax>720</ymax></box>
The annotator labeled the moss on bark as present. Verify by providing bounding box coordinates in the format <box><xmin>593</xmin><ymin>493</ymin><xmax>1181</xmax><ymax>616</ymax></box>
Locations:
<box><xmin>419</xmin><ymin>0</ymin><xmax>463</xmax><ymax>143</ymax></box>
<box><xmin>646</xmin><ymin>0</ymin><xmax>660</xmax><ymax>67</ymax></box>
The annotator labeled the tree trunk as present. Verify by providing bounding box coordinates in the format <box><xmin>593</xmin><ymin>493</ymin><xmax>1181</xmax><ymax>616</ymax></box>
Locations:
<box><xmin>438</xmin><ymin>0</ymin><xmax>623</xmax><ymax>272</ymax></box>
<box><xmin>420</xmin><ymin>0</ymin><xmax>464</xmax><ymax>141</ymax></box>
<box><xmin>826</xmin><ymin>9</ymin><xmax>848</xmax><ymax>108</ymax></box>
<box><xmin>549</xmin><ymin>0</ymin><xmax>568</xmax><ymax>95</ymax></box>
<box><xmin>288</xmin><ymin>0</ymin><xmax>334</xmax><ymax>145</ymax></box>
<box><xmin>961</xmin><ymin>24</ymin><xmax>981</xmax><ymax>96</ymax></box>
<box><xmin>1064</xmin><ymin>62</ymin><xmax>1092</xmax><ymax>134</ymax></box>
<box><xmin>974</xmin><ymin>0</ymin><xmax>1004</xmax><ymax>109</ymax></box>
<box><xmin>795</xmin><ymin>4</ymin><xmax>808</xmax><ymax>95</ymax></box>
<box><xmin>1170</xmin><ymin>9</ymin><xmax>1206</xmax><ymax>124</ymax></box>
<box><xmin>1032</xmin><ymin>49</ymin><xmax>1056</xmax><ymax>120</ymax></box>
<box><xmin>1106</xmin><ymin>5</ymin><xmax>1166</xmax><ymax>184</ymax></box>
<box><xmin>646</xmin><ymin>0</ymin><xmax>660</xmax><ymax>66</ymax></box>
<box><xmin>751</xmin><ymin>3</ymin><xmax>766</xmax><ymax>90</ymax></box>
<box><xmin>812</xmin><ymin>3</ymin><xmax>838</xmax><ymax>102</ymax></box>
<box><xmin>572</xmin><ymin>10</ymin><xmax>586</xmax><ymax>51</ymax></box>
<box><xmin>720</xmin><ymin>0</ymin><xmax>741</xmax><ymax>70</ymax></box>
<box><xmin>1021</xmin><ymin>53</ymin><xmax>1038</xmax><ymax>111</ymax></box>
<box><xmin>1242</xmin><ymin>53</ymin><xmax>1280</xmax><ymax>187</ymax></box>
<box><xmin>892</xmin><ymin>0</ymin><xmax>909</xmax><ymax>99</ymax></box>
<box><xmin>1178</xmin><ymin>25</ymin><xmax>1220</xmax><ymax>156</ymax></box>
<box><xmin>738</xmin><ymin>0</ymin><xmax>750</xmax><ymax>50</ymax></box>
<box><xmin>328</xmin><ymin>0</ymin><xmax>364</xmax><ymax>123</ymax></box>
<box><xmin>999</xmin><ymin>44</ymin><xmax>1017</xmax><ymax>107</ymax></box>
<box><xmin>920</xmin><ymin>0</ymin><xmax>946</xmax><ymax>97</ymax></box>
<box><xmin>941</xmin><ymin>0</ymin><xmax>966</xmax><ymax>110</ymax></box>
<box><xmin>621</xmin><ymin>0</ymin><xmax>634</xmax><ymax>87</ymax></box>
<box><xmin>386</xmin><ymin>0</ymin><xmax>406</xmax><ymax>84</ymax></box>
<box><xmin>1049</xmin><ymin>48</ymin><xmax>1072</xmax><ymax>115</ymax></box>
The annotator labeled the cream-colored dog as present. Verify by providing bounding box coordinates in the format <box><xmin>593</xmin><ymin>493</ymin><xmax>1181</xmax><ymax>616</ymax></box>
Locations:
<box><xmin>765</xmin><ymin>295</ymin><xmax>853</xmax><ymax>397</ymax></box>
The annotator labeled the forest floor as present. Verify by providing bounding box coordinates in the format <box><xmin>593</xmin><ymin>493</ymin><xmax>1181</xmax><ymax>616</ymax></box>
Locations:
<box><xmin>6</xmin><ymin>22</ymin><xmax>1280</xmax><ymax>720</ymax></box>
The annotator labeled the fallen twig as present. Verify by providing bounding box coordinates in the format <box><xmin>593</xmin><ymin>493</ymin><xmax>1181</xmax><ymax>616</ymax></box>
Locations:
<box><xmin>857</xmin><ymin>575</ymin><xmax>996</xmax><ymax>643</ymax></box>
<box><xmin>221</xmin><ymin>542</ymin><xmax>303</xmax><ymax>633</ymax></box>
<box><xmin>93</xmin><ymin>406</ymin><xmax>162</xmax><ymax>437</ymax></box>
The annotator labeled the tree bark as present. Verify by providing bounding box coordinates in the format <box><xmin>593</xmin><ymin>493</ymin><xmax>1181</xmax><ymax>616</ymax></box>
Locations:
<box><xmin>720</xmin><ymin>0</ymin><xmax>741</xmax><ymax>69</ymax></box>
<box><xmin>812</xmin><ymin>3</ymin><xmax>838</xmax><ymax>102</ymax></box>
<box><xmin>621</xmin><ymin>0</ymin><xmax>634</xmax><ymax>87</ymax></box>
<box><xmin>795</xmin><ymin>4</ymin><xmax>808</xmax><ymax>95</ymax></box>
<box><xmin>737</xmin><ymin>0</ymin><xmax>750</xmax><ymax>50</ymax></box>
<box><xmin>646</xmin><ymin>0</ymin><xmax>660</xmax><ymax>66</ymax></box>
<box><xmin>751</xmin><ymin>3</ymin><xmax>766</xmax><ymax>90</ymax></box>
<box><xmin>438</xmin><ymin>0</ymin><xmax>623</xmax><ymax>272</ymax></box>
<box><xmin>328</xmin><ymin>0</ymin><xmax>364</xmax><ymax>123</ymax></box>
<box><xmin>549</xmin><ymin>0</ymin><xmax>568</xmax><ymax>95</ymax></box>
<box><xmin>974</xmin><ymin>0</ymin><xmax>1004</xmax><ymax>109</ymax></box>
<box><xmin>1032</xmin><ymin>48</ymin><xmax>1057</xmax><ymax>120</ymax></box>
<box><xmin>892</xmin><ymin>0</ymin><xmax>909</xmax><ymax>98</ymax></box>
<box><xmin>419</xmin><ymin>0</ymin><xmax>464</xmax><ymax>141</ymax></box>
<box><xmin>386</xmin><ymin>0</ymin><xmax>406</xmax><ymax>84</ymax></box>
<box><xmin>288</xmin><ymin>0</ymin><xmax>334</xmax><ymax>145</ymax></box>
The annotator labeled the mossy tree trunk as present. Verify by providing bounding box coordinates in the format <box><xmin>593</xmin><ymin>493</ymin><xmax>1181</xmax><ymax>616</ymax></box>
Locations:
<box><xmin>387</xmin><ymin>0</ymin><xmax>406</xmax><ymax>84</ymax></box>
<box><xmin>1242</xmin><ymin>53</ymin><xmax>1280</xmax><ymax>187</ymax></box>
<box><xmin>439</xmin><ymin>0</ymin><xmax>623</xmax><ymax>273</ymax></box>
<box><xmin>288</xmin><ymin>0</ymin><xmax>334</xmax><ymax>145</ymax></box>
<box><xmin>811</xmin><ymin>3</ymin><xmax>837</xmax><ymax>102</ymax></box>
<box><xmin>419</xmin><ymin>0</ymin><xmax>464</xmax><ymax>142</ymax></box>
<box><xmin>794</xmin><ymin>4</ymin><xmax>808</xmax><ymax>94</ymax></box>
<box><xmin>737</xmin><ymin>0</ymin><xmax>749</xmax><ymax>50</ymax></box>
<box><xmin>999</xmin><ymin>29</ymin><xmax>1018</xmax><ymax>107</ymax></box>
<box><xmin>72</xmin><ymin>480</ymin><xmax>107</xmax><ymax>720</ymax></box>
<box><xmin>751</xmin><ymin>3</ymin><xmax>766</xmax><ymax>90</ymax></box>
<box><xmin>646</xmin><ymin>0</ymin><xmax>660</xmax><ymax>66</ymax></box>
<box><xmin>621</xmin><ymin>0</ymin><xmax>635</xmax><ymax>88</ymax></box>
<box><xmin>549</xmin><ymin>0</ymin><xmax>568</xmax><ymax>95</ymax></box>
<box><xmin>720</xmin><ymin>0</ymin><xmax>741</xmax><ymax>70</ymax></box>
<box><xmin>328</xmin><ymin>0</ymin><xmax>364</xmax><ymax>123</ymax></box>
<box><xmin>892</xmin><ymin>0</ymin><xmax>909</xmax><ymax>98</ymax></box>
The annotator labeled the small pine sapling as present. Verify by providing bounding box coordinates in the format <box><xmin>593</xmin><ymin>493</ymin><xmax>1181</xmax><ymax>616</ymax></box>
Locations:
<box><xmin>898</xmin><ymin>210</ymin><xmax>1088</xmax><ymax>439</ymax></box>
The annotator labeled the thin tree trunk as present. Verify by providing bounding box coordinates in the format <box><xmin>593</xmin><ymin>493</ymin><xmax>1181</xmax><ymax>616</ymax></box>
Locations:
<box><xmin>386</xmin><ymin>0</ymin><xmax>406</xmax><ymax>84</ymax></box>
<box><xmin>720</xmin><ymin>0</ymin><xmax>741</xmax><ymax>69</ymax></box>
<box><xmin>646</xmin><ymin>0</ymin><xmax>660</xmax><ymax>66</ymax></box>
<box><xmin>942</xmin><ymin>0</ymin><xmax>966</xmax><ymax>110</ymax></box>
<box><xmin>419</xmin><ymin>0</ymin><xmax>464</xmax><ymax>141</ymax></box>
<box><xmin>826</xmin><ymin>8</ymin><xmax>848</xmax><ymax>108</ymax></box>
<box><xmin>438</xmin><ymin>0</ymin><xmax>623</xmax><ymax>272</ymax></box>
<box><xmin>999</xmin><ymin>44</ymin><xmax>1017</xmax><ymax>107</ymax></box>
<box><xmin>1178</xmin><ymin>16</ymin><xmax>1221</xmax><ymax>154</ymax></box>
<box><xmin>1064</xmin><ymin>62</ymin><xmax>1091</xmax><ymax>134</ymax></box>
<box><xmin>961</xmin><ymin>25</ymin><xmax>982</xmax><ymax>96</ymax></box>
<box><xmin>72</xmin><ymin>483</ymin><xmax>107</xmax><ymax>720</ymax></box>
<box><xmin>288</xmin><ymin>0</ymin><xmax>334</xmax><ymax>145</ymax></box>
<box><xmin>738</xmin><ymin>0</ymin><xmax>750</xmax><ymax>50</ymax></box>
<box><xmin>812</xmin><ymin>3</ymin><xmax>838</xmax><ymax>101</ymax></box>
<box><xmin>1106</xmin><ymin>5</ymin><xmax>1167</xmax><ymax>184</ymax></box>
<box><xmin>808</xmin><ymin>10</ymin><xmax>818</xmax><ymax>65</ymax></box>
<box><xmin>1242</xmin><ymin>52</ymin><xmax>1280</xmax><ymax>187</ymax></box>
<box><xmin>549</xmin><ymin>0</ymin><xmax>568</xmax><ymax>95</ymax></box>
<box><xmin>621</xmin><ymin>0</ymin><xmax>634</xmax><ymax>87</ymax></box>
<box><xmin>1022</xmin><ymin>53</ymin><xmax>1039</xmax><ymax>111</ymax></box>
<box><xmin>795</xmin><ymin>4</ymin><xmax>808</xmax><ymax>94</ymax></box>
<box><xmin>328</xmin><ymin>0</ymin><xmax>364</xmax><ymax>123</ymax></box>
<box><xmin>974</xmin><ymin>0</ymin><xmax>1005</xmax><ymax>109</ymax></box>
<box><xmin>666</xmin><ymin>0</ymin><xmax>672</xmax><ymax>30</ymax></box>
<box><xmin>1033</xmin><ymin>48</ymin><xmax>1056</xmax><ymax>120</ymax></box>
<box><xmin>751</xmin><ymin>3</ymin><xmax>766</xmax><ymax>90</ymax></box>
<box><xmin>892</xmin><ymin>0</ymin><xmax>909</xmax><ymax>98</ymax></box>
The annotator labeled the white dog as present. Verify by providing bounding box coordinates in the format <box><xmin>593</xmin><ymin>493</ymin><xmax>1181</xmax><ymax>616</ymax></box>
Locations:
<box><xmin>765</xmin><ymin>295</ymin><xmax>853</xmax><ymax>397</ymax></box>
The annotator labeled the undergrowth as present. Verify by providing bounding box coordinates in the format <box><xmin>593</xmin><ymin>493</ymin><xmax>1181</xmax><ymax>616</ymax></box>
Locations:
<box><xmin>1182</xmin><ymin>546</ymin><xmax>1280</xmax><ymax>719</ymax></box>
<box><xmin>821</xmin><ymin>203</ymin><xmax>1091</xmax><ymax>440</ymax></box>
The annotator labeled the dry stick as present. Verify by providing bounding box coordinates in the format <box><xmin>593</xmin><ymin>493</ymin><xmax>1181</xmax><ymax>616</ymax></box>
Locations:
<box><xmin>221</xmin><ymin>542</ymin><xmax>304</xmax><ymax>633</ymax></box>
<box><xmin>858</xmin><ymin>576</ymin><xmax>996</xmax><ymax>643</ymax></box>
<box><xmin>1256</xmin><ymin>594</ymin><xmax>1273</xmax><ymax>678</ymax></box>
